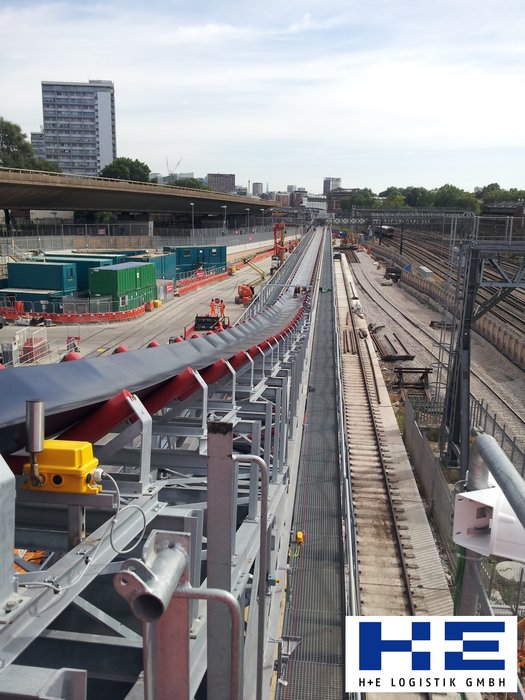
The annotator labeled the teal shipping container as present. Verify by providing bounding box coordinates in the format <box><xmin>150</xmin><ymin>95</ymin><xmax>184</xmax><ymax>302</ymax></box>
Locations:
<box><xmin>174</xmin><ymin>246</ymin><xmax>204</xmax><ymax>273</ymax></box>
<box><xmin>163</xmin><ymin>245</ymin><xmax>227</xmax><ymax>275</ymax></box>
<box><xmin>201</xmin><ymin>245</ymin><xmax>226</xmax><ymax>270</ymax></box>
<box><xmin>37</xmin><ymin>257</ymin><xmax>112</xmax><ymax>292</ymax></box>
<box><xmin>46</xmin><ymin>252</ymin><xmax>128</xmax><ymax>266</ymax></box>
<box><xmin>128</xmin><ymin>252</ymin><xmax>178</xmax><ymax>282</ymax></box>
<box><xmin>89</xmin><ymin>262</ymin><xmax>156</xmax><ymax>296</ymax></box>
<box><xmin>7</xmin><ymin>262</ymin><xmax>77</xmax><ymax>292</ymax></box>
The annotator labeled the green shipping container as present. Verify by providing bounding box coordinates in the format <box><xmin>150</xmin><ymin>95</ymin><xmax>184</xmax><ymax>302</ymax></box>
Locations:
<box><xmin>89</xmin><ymin>262</ymin><xmax>156</xmax><ymax>296</ymax></box>
<box><xmin>92</xmin><ymin>285</ymin><xmax>156</xmax><ymax>312</ymax></box>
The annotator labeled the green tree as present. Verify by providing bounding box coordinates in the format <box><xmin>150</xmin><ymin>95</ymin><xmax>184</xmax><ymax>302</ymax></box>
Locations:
<box><xmin>378</xmin><ymin>187</ymin><xmax>405</xmax><ymax>208</ymax></box>
<box><xmin>433</xmin><ymin>184</ymin><xmax>480</xmax><ymax>213</ymax></box>
<box><xmin>0</xmin><ymin>117</ymin><xmax>35</xmax><ymax>168</ymax></box>
<box><xmin>171</xmin><ymin>177</ymin><xmax>210</xmax><ymax>190</ymax></box>
<box><xmin>100</xmin><ymin>157</ymin><xmax>151</xmax><ymax>182</ymax></box>
<box><xmin>0</xmin><ymin>117</ymin><xmax>59</xmax><ymax>172</ymax></box>
<box><xmin>401</xmin><ymin>186</ymin><xmax>435</xmax><ymax>208</ymax></box>
<box><xmin>1</xmin><ymin>117</ymin><xmax>62</xmax><ymax>232</ymax></box>
<box><xmin>340</xmin><ymin>188</ymin><xmax>376</xmax><ymax>210</ymax></box>
<box><xmin>475</xmin><ymin>182</ymin><xmax>501</xmax><ymax>200</ymax></box>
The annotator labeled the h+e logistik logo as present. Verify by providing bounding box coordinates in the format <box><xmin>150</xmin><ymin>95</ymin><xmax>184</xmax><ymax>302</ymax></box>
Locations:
<box><xmin>345</xmin><ymin>616</ymin><xmax>517</xmax><ymax>693</ymax></box>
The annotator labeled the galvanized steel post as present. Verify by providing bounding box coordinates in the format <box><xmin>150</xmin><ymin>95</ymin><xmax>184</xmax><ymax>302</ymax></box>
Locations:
<box><xmin>233</xmin><ymin>453</ymin><xmax>269</xmax><ymax>700</ymax></box>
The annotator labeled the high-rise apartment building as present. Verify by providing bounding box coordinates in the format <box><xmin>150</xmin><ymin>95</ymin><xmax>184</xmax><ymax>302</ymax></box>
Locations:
<box><xmin>31</xmin><ymin>80</ymin><xmax>116</xmax><ymax>176</ymax></box>
<box><xmin>207</xmin><ymin>173</ymin><xmax>235</xmax><ymax>193</ymax></box>
<box><xmin>252</xmin><ymin>182</ymin><xmax>263</xmax><ymax>196</ymax></box>
<box><xmin>323</xmin><ymin>177</ymin><xmax>341</xmax><ymax>195</ymax></box>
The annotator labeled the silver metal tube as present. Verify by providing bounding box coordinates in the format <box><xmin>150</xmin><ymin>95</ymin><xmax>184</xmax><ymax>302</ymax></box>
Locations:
<box><xmin>26</xmin><ymin>399</ymin><xmax>45</xmax><ymax>452</ymax></box>
<box><xmin>232</xmin><ymin>454</ymin><xmax>268</xmax><ymax>700</ymax></box>
<box><xmin>473</xmin><ymin>433</ymin><xmax>525</xmax><ymax>530</ymax></box>
<box><xmin>132</xmin><ymin>547</ymin><xmax>188</xmax><ymax>623</ymax></box>
<box><xmin>26</xmin><ymin>399</ymin><xmax>45</xmax><ymax>485</ymax></box>
<box><xmin>175</xmin><ymin>587</ymin><xmax>243</xmax><ymax>700</ymax></box>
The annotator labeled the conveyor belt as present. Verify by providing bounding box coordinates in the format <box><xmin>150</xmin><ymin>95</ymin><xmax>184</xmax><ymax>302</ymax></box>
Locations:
<box><xmin>278</xmin><ymin>237</ymin><xmax>345</xmax><ymax>698</ymax></box>
<box><xmin>0</xmin><ymin>232</ymin><xmax>322</xmax><ymax>455</ymax></box>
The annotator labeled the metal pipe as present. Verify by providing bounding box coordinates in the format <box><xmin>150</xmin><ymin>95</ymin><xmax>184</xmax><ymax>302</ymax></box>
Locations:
<box><xmin>135</xmin><ymin>547</ymin><xmax>187</xmax><ymax>622</ymax></box>
<box><xmin>175</xmin><ymin>587</ymin><xmax>243</xmax><ymax>700</ymax></box>
<box><xmin>232</xmin><ymin>454</ymin><xmax>268</xmax><ymax>700</ymax></box>
<box><xmin>26</xmin><ymin>399</ymin><xmax>45</xmax><ymax>486</ymax></box>
<box><xmin>472</xmin><ymin>432</ymin><xmax>525</xmax><ymax>530</ymax></box>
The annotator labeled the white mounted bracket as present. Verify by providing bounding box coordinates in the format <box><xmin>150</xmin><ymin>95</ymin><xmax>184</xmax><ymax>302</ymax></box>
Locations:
<box><xmin>453</xmin><ymin>481</ymin><xmax>525</xmax><ymax>561</ymax></box>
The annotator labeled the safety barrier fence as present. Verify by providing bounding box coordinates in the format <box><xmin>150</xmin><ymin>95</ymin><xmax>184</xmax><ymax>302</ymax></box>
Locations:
<box><xmin>410</xmin><ymin>394</ymin><xmax>525</xmax><ymax>476</ymax></box>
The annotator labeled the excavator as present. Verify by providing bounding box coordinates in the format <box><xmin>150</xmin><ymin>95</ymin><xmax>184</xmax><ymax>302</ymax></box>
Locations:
<box><xmin>235</xmin><ymin>259</ymin><xmax>266</xmax><ymax>306</ymax></box>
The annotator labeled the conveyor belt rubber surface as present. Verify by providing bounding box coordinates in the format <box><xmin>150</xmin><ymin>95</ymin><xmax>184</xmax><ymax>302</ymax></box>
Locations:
<box><xmin>278</xmin><ymin>241</ymin><xmax>344</xmax><ymax>698</ymax></box>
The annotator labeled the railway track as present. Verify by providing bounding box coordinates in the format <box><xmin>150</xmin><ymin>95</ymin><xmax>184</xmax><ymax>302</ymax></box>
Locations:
<box><xmin>339</xmin><ymin>261</ymin><xmax>416</xmax><ymax>616</ymax></box>
<box><xmin>380</xmin><ymin>231</ymin><xmax>525</xmax><ymax>338</ymax></box>
<box><xmin>346</xmin><ymin>252</ymin><xmax>525</xmax><ymax>454</ymax></box>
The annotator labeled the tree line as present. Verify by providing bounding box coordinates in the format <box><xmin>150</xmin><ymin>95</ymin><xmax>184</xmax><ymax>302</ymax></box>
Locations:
<box><xmin>339</xmin><ymin>184</ymin><xmax>525</xmax><ymax>215</ymax></box>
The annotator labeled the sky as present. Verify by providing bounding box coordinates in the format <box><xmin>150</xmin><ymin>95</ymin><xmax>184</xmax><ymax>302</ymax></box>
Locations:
<box><xmin>1</xmin><ymin>0</ymin><xmax>524</xmax><ymax>194</ymax></box>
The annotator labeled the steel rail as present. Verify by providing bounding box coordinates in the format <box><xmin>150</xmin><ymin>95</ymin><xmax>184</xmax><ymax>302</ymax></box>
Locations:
<box><xmin>340</xmin><ymin>261</ymin><xmax>417</xmax><ymax>616</ymax></box>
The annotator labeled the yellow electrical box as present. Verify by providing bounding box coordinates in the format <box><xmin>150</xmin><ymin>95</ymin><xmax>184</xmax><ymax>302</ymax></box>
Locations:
<box><xmin>23</xmin><ymin>440</ymin><xmax>102</xmax><ymax>494</ymax></box>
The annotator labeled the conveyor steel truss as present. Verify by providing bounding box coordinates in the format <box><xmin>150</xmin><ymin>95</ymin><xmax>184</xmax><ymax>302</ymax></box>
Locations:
<box><xmin>0</xmin><ymin>231</ymin><xmax>324</xmax><ymax>700</ymax></box>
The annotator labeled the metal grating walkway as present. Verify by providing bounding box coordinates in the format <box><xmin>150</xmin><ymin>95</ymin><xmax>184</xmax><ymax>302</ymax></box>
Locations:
<box><xmin>277</xmin><ymin>241</ymin><xmax>345</xmax><ymax>699</ymax></box>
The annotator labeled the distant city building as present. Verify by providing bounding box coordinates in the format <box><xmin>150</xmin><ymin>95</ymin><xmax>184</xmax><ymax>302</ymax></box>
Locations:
<box><xmin>289</xmin><ymin>191</ymin><xmax>304</xmax><ymax>207</ymax></box>
<box><xmin>323</xmin><ymin>177</ymin><xmax>341</xmax><ymax>195</ymax></box>
<box><xmin>207</xmin><ymin>173</ymin><xmax>235</xmax><ymax>193</ymax></box>
<box><xmin>31</xmin><ymin>80</ymin><xmax>116</xmax><ymax>176</ymax></box>
<box><xmin>287</xmin><ymin>185</ymin><xmax>297</xmax><ymax>193</ymax></box>
<box><xmin>301</xmin><ymin>195</ymin><xmax>328</xmax><ymax>219</ymax></box>
<box><xmin>326</xmin><ymin>188</ymin><xmax>359</xmax><ymax>214</ymax></box>
<box><xmin>275</xmin><ymin>192</ymin><xmax>291</xmax><ymax>207</ymax></box>
<box><xmin>252</xmin><ymin>182</ymin><xmax>263</xmax><ymax>196</ymax></box>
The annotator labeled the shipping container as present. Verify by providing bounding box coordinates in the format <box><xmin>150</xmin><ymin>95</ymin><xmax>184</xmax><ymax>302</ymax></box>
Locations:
<box><xmin>36</xmin><ymin>257</ymin><xmax>112</xmax><ymax>292</ymax></box>
<box><xmin>91</xmin><ymin>284</ymin><xmax>156</xmax><ymax>311</ymax></box>
<box><xmin>201</xmin><ymin>245</ymin><xmax>226</xmax><ymax>270</ymax></box>
<box><xmin>163</xmin><ymin>245</ymin><xmax>227</xmax><ymax>275</ymax></box>
<box><xmin>46</xmin><ymin>252</ymin><xmax>128</xmax><ymax>266</ymax></box>
<box><xmin>128</xmin><ymin>252</ymin><xmax>178</xmax><ymax>282</ymax></box>
<box><xmin>8</xmin><ymin>262</ymin><xmax>77</xmax><ymax>292</ymax></box>
<box><xmin>89</xmin><ymin>262</ymin><xmax>156</xmax><ymax>296</ymax></box>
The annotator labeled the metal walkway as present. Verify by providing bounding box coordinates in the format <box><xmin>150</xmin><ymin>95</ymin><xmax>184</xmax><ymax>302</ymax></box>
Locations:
<box><xmin>278</xmin><ymin>240</ymin><xmax>345</xmax><ymax>698</ymax></box>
